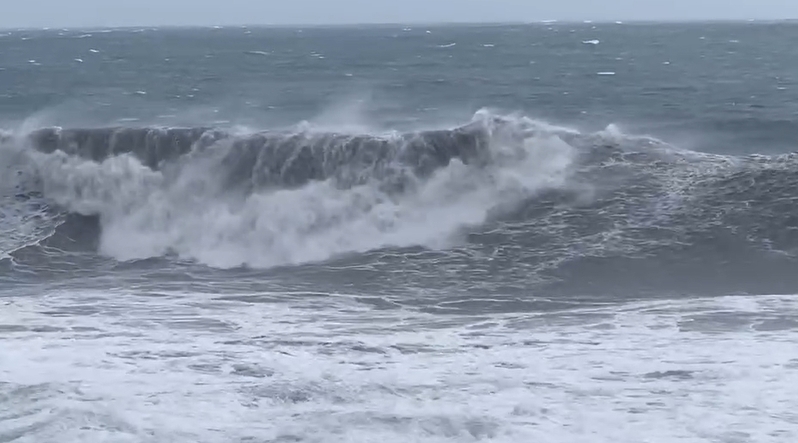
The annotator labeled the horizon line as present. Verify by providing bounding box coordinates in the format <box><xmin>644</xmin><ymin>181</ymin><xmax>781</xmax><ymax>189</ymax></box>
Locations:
<box><xmin>2</xmin><ymin>17</ymin><xmax>798</xmax><ymax>31</ymax></box>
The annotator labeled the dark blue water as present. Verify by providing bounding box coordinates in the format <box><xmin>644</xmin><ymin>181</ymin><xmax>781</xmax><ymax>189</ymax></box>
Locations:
<box><xmin>2</xmin><ymin>22</ymin><xmax>798</xmax><ymax>149</ymax></box>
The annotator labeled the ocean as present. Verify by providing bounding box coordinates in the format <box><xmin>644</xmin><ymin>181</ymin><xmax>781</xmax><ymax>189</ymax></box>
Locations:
<box><xmin>1</xmin><ymin>21</ymin><xmax>797</xmax><ymax>442</ymax></box>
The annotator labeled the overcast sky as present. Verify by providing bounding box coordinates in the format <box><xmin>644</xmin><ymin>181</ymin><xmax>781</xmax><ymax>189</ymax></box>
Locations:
<box><xmin>2</xmin><ymin>0</ymin><xmax>798</xmax><ymax>28</ymax></box>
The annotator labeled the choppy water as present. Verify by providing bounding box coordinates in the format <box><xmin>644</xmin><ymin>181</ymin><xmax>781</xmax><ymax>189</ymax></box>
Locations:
<box><xmin>1</xmin><ymin>22</ymin><xmax>798</xmax><ymax>442</ymax></box>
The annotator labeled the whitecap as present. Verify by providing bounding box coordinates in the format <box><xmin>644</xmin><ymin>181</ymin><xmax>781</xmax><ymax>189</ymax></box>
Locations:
<box><xmin>244</xmin><ymin>50</ymin><xmax>269</xmax><ymax>56</ymax></box>
<box><xmin>437</xmin><ymin>43</ymin><xmax>456</xmax><ymax>48</ymax></box>
<box><xmin>74</xmin><ymin>58</ymin><xmax>84</xmax><ymax>63</ymax></box>
<box><xmin>582</xmin><ymin>40</ymin><xmax>600</xmax><ymax>45</ymax></box>
<box><xmin>597</xmin><ymin>71</ymin><xmax>616</xmax><ymax>76</ymax></box>
<box><xmin>89</xmin><ymin>49</ymin><xmax>100</xmax><ymax>53</ymax></box>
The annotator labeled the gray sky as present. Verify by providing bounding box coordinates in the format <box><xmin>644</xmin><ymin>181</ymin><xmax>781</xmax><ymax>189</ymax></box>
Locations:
<box><xmin>3</xmin><ymin>0</ymin><xmax>798</xmax><ymax>28</ymax></box>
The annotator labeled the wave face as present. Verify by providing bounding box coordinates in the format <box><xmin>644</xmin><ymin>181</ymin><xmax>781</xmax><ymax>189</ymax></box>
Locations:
<box><xmin>4</xmin><ymin>110</ymin><xmax>798</xmax><ymax>292</ymax></box>
<box><xmin>24</xmin><ymin>122</ymin><xmax>490</xmax><ymax>188</ymax></box>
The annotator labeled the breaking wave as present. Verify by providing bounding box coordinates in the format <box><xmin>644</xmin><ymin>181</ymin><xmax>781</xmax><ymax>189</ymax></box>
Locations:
<box><xmin>2</xmin><ymin>111</ymin><xmax>576</xmax><ymax>267</ymax></box>
<box><xmin>2</xmin><ymin>109</ymin><xmax>798</xmax><ymax>282</ymax></box>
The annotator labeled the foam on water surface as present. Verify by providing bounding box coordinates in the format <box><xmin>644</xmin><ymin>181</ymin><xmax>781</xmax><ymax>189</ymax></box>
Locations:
<box><xmin>0</xmin><ymin>289</ymin><xmax>796</xmax><ymax>443</ymax></box>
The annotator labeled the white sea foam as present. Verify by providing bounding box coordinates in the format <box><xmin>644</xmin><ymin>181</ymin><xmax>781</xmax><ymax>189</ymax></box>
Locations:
<box><xmin>0</xmin><ymin>289</ymin><xmax>795</xmax><ymax>442</ymax></box>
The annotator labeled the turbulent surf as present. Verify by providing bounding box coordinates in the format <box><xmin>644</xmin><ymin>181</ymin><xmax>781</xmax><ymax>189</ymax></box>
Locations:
<box><xmin>2</xmin><ymin>110</ymin><xmax>797</xmax><ymax>294</ymax></box>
